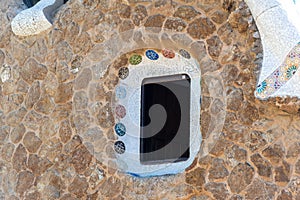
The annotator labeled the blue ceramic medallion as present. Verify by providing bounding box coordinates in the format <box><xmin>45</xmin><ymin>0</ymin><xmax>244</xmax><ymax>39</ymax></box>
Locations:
<box><xmin>115</xmin><ymin>86</ymin><xmax>126</xmax><ymax>99</ymax></box>
<box><xmin>115</xmin><ymin>123</ymin><xmax>126</xmax><ymax>136</ymax></box>
<box><xmin>114</xmin><ymin>141</ymin><xmax>126</xmax><ymax>154</ymax></box>
<box><xmin>146</xmin><ymin>50</ymin><xmax>159</xmax><ymax>60</ymax></box>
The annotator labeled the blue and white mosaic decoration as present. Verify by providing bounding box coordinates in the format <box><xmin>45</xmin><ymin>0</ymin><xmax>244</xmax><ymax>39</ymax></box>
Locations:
<box><xmin>115</xmin><ymin>123</ymin><xmax>126</xmax><ymax>137</ymax></box>
<box><xmin>245</xmin><ymin>0</ymin><xmax>300</xmax><ymax>99</ymax></box>
<box><xmin>145</xmin><ymin>50</ymin><xmax>159</xmax><ymax>60</ymax></box>
<box><xmin>255</xmin><ymin>42</ymin><xmax>300</xmax><ymax>99</ymax></box>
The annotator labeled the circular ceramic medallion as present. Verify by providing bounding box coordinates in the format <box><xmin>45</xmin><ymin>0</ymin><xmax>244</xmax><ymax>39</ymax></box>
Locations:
<box><xmin>115</xmin><ymin>104</ymin><xmax>126</xmax><ymax>118</ymax></box>
<box><xmin>146</xmin><ymin>50</ymin><xmax>159</xmax><ymax>60</ymax></box>
<box><xmin>179</xmin><ymin>49</ymin><xmax>191</xmax><ymax>59</ymax></box>
<box><xmin>118</xmin><ymin>67</ymin><xmax>129</xmax><ymax>79</ymax></box>
<box><xmin>115</xmin><ymin>123</ymin><xmax>126</xmax><ymax>136</ymax></box>
<box><xmin>129</xmin><ymin>54</ymin><xmax>142</xmax><ymax>65</ymax></box>
<box><xmin>114</xmin><ymin>141</ymin><xmax>126</xmax><ymax>154</ymax></box>
<box><xmin>115</xmin><ymin>86</ymin><xmax>127</xmax><ymax>99</ymax></box>
<box><xmin>162</xmin><ymin>49</ymin><xmax>175</xmax><ymax>59</ymax></box>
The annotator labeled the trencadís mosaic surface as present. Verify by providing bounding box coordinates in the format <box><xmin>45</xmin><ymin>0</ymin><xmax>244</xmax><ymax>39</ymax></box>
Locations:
<box><xmin>255</xmin><ymin>42</ymin><xmax>300</xmax><ymax>99</ymax></box>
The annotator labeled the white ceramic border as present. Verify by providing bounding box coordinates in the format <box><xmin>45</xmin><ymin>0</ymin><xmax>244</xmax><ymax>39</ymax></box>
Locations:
<box><xmin>11</xmin><ymin>0</ymin><xmax>64</xmax><ymax>36</ymax></box>
<box><xmin>244</xmin><ymin>0</ymin><xmax>280</xmax><ymax>20</ymax></box>
<box><xmin>246</xmin><ymin>0</ymin><xmax>300</xmax><ymax>98</ymax></box>
<box><xmin>114</xmin><ymin>51</ymin><xmax>201</xmax><ymax>177</ymax></box>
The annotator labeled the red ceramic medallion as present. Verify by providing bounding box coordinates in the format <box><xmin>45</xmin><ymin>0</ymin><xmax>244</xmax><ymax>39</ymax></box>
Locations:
<box><xmin>162</xmin><ymin>49</ymin><xmax>175</xmax><ymax>59</ymax></box>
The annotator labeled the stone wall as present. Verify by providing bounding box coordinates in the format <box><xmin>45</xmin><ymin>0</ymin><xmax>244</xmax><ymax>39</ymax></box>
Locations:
<box><xmin>0</xmin><ymin>0</ymin><xmax>300</xmax><ymax>199</ymax></box>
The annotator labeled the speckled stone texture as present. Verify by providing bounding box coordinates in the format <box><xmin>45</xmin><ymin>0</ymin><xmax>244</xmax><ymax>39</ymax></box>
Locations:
<box><xmin>11</xmin><ymin>0</ymin><xmax>65</xmax><ymax>36</ymax></box>
<box><xmin>0</xmin><ymin>0</ymin><xmax>300</xmax><ymax>199</ymax></box>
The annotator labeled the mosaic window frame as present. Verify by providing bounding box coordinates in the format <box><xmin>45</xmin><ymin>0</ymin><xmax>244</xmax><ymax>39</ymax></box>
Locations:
<box><xmin>112</xmin><ymin>49</ymin><xmax>202</xmax><ymax>177</ymax></box>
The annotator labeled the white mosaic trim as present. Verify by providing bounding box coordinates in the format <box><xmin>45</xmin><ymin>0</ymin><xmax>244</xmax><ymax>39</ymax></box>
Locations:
<box><xmin>244</xmin><ymin>0</ymin><xmax>280</xmax><ymax>20</ymax></box>
<box><xmin>246</xmin><ymin>0</ymin><xmax>300</xmax><ymax>98</ymax></box>
<box><xmin>114</xmin><ymin>50</ymin><xmax>201</xmax><ymax>177</ymax></box>
<box><xmin>11</xmin><ymin>0</ymin><xmax>64</xmax><ymax>36</ymax></box>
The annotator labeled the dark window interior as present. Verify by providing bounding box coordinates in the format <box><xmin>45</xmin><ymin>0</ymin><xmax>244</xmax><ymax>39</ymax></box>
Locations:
<box><xmin>140</xmin><ymin>74</ymin><xmax>191</xmax><ymax>165</ymax></box>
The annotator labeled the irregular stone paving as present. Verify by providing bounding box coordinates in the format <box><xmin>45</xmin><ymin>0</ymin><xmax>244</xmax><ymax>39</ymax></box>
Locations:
<box><xmin>0</xmin><ymin>0</ymin><xmax>299</xmax><ymax>199</ymax></box>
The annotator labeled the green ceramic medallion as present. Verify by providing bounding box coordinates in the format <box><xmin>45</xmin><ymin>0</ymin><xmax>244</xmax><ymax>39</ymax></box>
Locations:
<box><xmin>129</xmin><ymin>54</ymin><xmax>142</xmax><ymax>65</ymax></box>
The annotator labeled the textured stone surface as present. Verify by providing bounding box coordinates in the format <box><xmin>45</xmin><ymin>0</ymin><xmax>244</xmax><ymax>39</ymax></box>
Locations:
<box><xmin>187</xmin><ymin>17</ymin><xmax>216</xmax><ymax>39</ymax></box>
<box><xmin>204</xmin><ymin>182</ymin><xmax>230</xmax><ymax>200</ymax></box>
<box><xmin>23</xmin><ymin>132</ymin><xmax>42</xmax><ymax>153</ymax></box>
<box><xmin>59</xmin><ymin>120</ymin><xmax>72</xmax><ymax>143</ymax></box>
<box><xmin>0</xmin><ymin>126</ymin><xmax>9</xmax><ymax>146</ymax></box>
<box><xmin>34</xmin><ymin>94</ymin><xmax>55</xmax><ymax>115</ymax></box>
<box><xmin>228</xmin><ymin>163</ymin><xmax>255</xmax><ymax>193</ymax></box>
<box><xmin>217</xmin><ymin>23</ymin><xmax>236</xmax><ymax>45</ymax></box>
<box><xmin>20</xmin><ymin>58</ymin><xmax>48</xmax><ymax>84</ymax></box>
<box><xmin>208</xmin><ymin>158</ymin><xmax>229</xmax><ymax>180</ymax></box>
<box><xmin>251</xmin><ymin>153</ymin><xmax>272</xmax><ymax>178</ymax></box>
<box><xmin>68</xmin><ymin>176</ymin><xmax>89</xmax><ymax>198</ymax></box>
<box><xmin>287</xmin><ymin>142</ymin><xmax>300</xmax><ymax>158</ymax></box>
<box><xmin>144</xmin><ymin>14</ymin><xmax>166</xmax><ymax>30</ymax></box>
<box><xmin>74</xmin><ymin>68</ymin><xmax>92</xmax><ymax>90</ymax></box>
<box><xmin>262</xmin><ymin>142</ymin><xmax>285</xmax><ymax>165</ymax></box>
<box><xmin>238</xmin><ymin>102</ymin><xmax>259</xmax><ymax>125</ymax></box>
<box><xmin>16</xmin><ymin>170</ymin><xmax>34</xmax><ymax>196</ymax></box>
<box><xmin>245</xmin><ymin>178</ymin><xmax>277</xmax><ymax>200</ymax></box>
<box><xmin>164</xmin><ymin>18</ymin><xmax>187</xmax><ymax>32</ymax></box>
<box><xmin>186</xmin><ymin>167</ymin><xmax>206</xmax><ymax>189</ymax></box>
<box><xmin>54</xmin><ymin>82</ymin><xmax>73</xmax><ymax>104</ymax></box>
<box><xmin>296</xmin><ymin>159</ymin><xmax>300</xmax><ymax>175</ymax></box>
<box><xmin>99</xmin><ymin>176</ymin><xmax>122</xmax><ymax>197</ymax></box>
<box><xmin>6</xmin><ymin>107</ymin><xmax>27</xmax><ymax>126</ymax></box>
<box><xmin>10</xmin><ymin>124</ymin><xmax>25</xmax><ymax>144</ymax></box>
<box><xmin>97</xmin><ymin>103</ymin><xmax>115</xmax><ymax>129</ymax></box>
<box><xmin>221</xmin><ymin>64</ymin><xmax>239</xmax><ymax>84</ymax></box>
<box><xmin>71</xmin><ymin>145</ymin><xmax>92</xmax><ymax>174</ymax></box>
<box><xmin>207</xmin><ymin>36</ymin><xmax>223</xmax><ymax>58</ymax></box>
<box><xmin>0</xmin><ymin>0</ymin><xmax>298</xmax><ymax>199</ymax></box>
<box><xmin>119</xmin><ymin>19</ymin><xmax>135</xmax><ymax>33</ymax></box>
<box><xmin>119</xmin><ymin>4</ymin><xmax>131</xmax><ymax>18</ymax></box>
<box><xmin>24</xmin><ymin>190</ymin><xmax>41</xmax><ymax>200</ymax></box>
<box><xmin>275</xmin><ymin>161</ymin><xmax>291</xmax><ymax>184</ymax></box>
<box><xmin>132</xmin><ymin>5</ymin><xmax>148</xmax><ymax>26</ymax></box>
<box><xmin>226</xmin><ymin>87</ymin><xmax>243</xmax><ymax>111</ymax></box>
<box><xmin>1</xmin><ymin>142</ymin><xmax>14</xmax><ymax>162</ymax></box>
<box><xmin>25</xmin><ymin>81</ymin><xmax>40</xmax><ymax>109</ymax></box>
<box><xmin>23</xmin><ymin>110</ymin><xmax>43</xmax><ymax>131</ymax></box>
<box><xmin>27</xmin><ymin>154</ymin><xmax>52</xmax><ymax>176</ymax></box>
<box><xmin>277</xmin><ymin>189</ymin><xmax>293</xmax><ymax>200</ymax></box>
<box><xmin>174</xmin><ymin>5</ymin><xmax>200</xmax><ymax>21</ymax></box>
<box><xmin>246</xmin><ymin>130</ymin><xmax>268</xmax><ymax>152</ymax></box>
<box><xmin>228</xmin><ymin>10</ymin><xmax>248</xmax><ymax>33</ymax></box>
<box><xmin>211</xmin><ymin>10</ymin><xmax>229</xmax><ymax>24</ymax></box>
